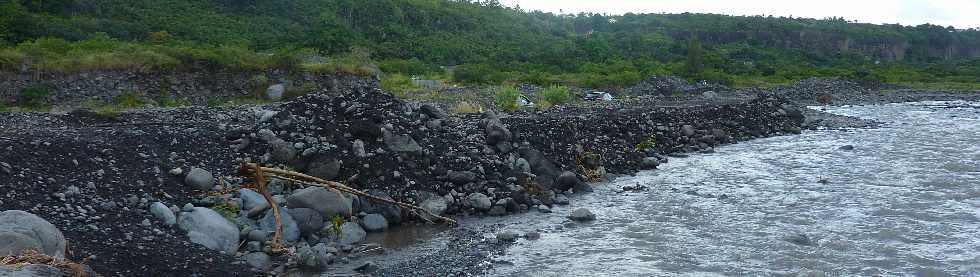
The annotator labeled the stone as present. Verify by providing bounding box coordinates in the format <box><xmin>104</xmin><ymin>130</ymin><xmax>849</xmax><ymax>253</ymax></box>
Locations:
<box><xmin>0</xmin><ymin>264</ymin><xmax>83</xmax><ymax>277</ymax></box>
<box><xmin>448</xmin><ymin>170</ymin><xmax>477</xmax><ymax>185</ymax></box>
<box><xmin>466</xmin><ymin>193</ymin><xmax>492</xmax><ymax>211</ymax></box>
<box><xmin>286</xmin><ymin>187</ymin><xmax>352</xmax><ymax>218</ymax></box>
<box><xmin>184</xmin><ymin>168</ymin><xmax>214</xmax><ymax>191</ymax></box>
<box><xmin>360</xmin><ymin>190</ymin><xmax>402</xmax><ymax>225</ymax></box>
<box><xmin>270</xmin><ymin>139</ymin><xmax>297</xmax><ymax>163</ymax></box>
<box><xmin>247</xmin><ymin>230</ymin><xmax>269</xmax><ymax>242</ymax></box>
<box><xmin>359</xmin><ymin>214</ymin><xmax>388</xmax><ymax>232</ymax></box>
<box><xmin>244</xmin><ymin>252</ymin><xmax>272</xmax><ymax>271</ymax></box>
<box><xmin>496</xmin><ymin>230</ymin><xmax>519</xmax><ymax>241</ymax></box>
<box><xmin>149</xmin><ymin>202</ymin><xmax>176</xmax><ymax>226</ymax></box>
<box><xmin>419</xmin><ymin>196</ymin><xmax>447</xmax><ymax>221</ymax></box>
<box><xmin>0</xmin><ymin>210</ymin><xmax>66</xmax><ymax>258</ymax></box>
<box><xmin>355</xmin><ymin>262</ymin><xmax>380</xmax><ymax>273</ymax></box>
<box><xmin>352</xmin><ymin>140</ymin><xmax>367</xmax><ymax>158</ymax></box>
<box><xmin>681</xmin><ymin>125</ymin><xmax>697</xmax><ymax>137</ymax></box>
<box><xmin>308</xmin><ymin>160</ymin><xmax>342</xmax><ymax>181</ymax></box>
<box><xmin>239</xmin><ymin>189</ymin><xmax>266</xmax><ymax>211</ymax></box>
<box><xmin>259</xmin><ymin>209</ymin><xmax>300</xmax><ymax>243</ymax></box>
<box><xmin>384</xmin><ymin>133</ymin><xmax>422</xmax><ymax>153</ymax></box>
<box><xmin>568</xmin><ymin>208</ymin><xmax>596</xmax><ymax>222</ymax></box>
<box><xmin>640</xmin><ymin>157</ymin><xmax>660</xmax><ymax>170</ymax></box>
<box><xmin>537</xmin><ymin>205</ymin><xmax>552</xmax><ymax>213</ymax></box>
<box><xmin>286</xmin><ymin>208</ymin><xmax>324</xmax><ymax>236</ymax></box>
<box><xmin>838</xmin><ymin>145</ymin><xmax>855</xmax><ymax>151</ymax></box>
<box><xmin>265</xmin><ymin>84</ymin><xmax>285</xmax><ymax>100</ymax></box>
<box><xmin>556</xmin><ymin>171</ymin><xmax>584</xmax><ymax>192</ymax></box>
<box><xmin>514</xmin><ymin>158</ymin><xmax>531</xmax><ymax>173</ymax></box>
<box><xmin>487</xmin><ymin>206</ymin><xmax>506</xmax><ymax>216</ymax></box>
<box><xmin>420</xmin><ymin>104</ymin><xmax>448</xmax><ymax>119</ymax></box>
<box><xmin>554</xmin><ymin>194</ymin><xmax>570</xmax><ymax>205</ymax></box>
<box><xmin>177</xmin><ymin>207</ymin><xmax>239</xmax><ymax>254</ymax></box>
<box><xmin>338</xmin><ymin>222</ymin><xmax>366</xmax><ymax>245</ymax></box>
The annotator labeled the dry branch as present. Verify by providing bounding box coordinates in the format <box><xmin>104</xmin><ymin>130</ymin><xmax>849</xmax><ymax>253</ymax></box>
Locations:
<box><xmin>0</xmin><ymin>250</ymin><xmax>92</xmax><ymax>277</ymax></box>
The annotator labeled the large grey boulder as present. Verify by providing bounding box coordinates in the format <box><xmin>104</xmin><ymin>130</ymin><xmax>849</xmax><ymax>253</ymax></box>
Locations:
<box><xmin>681</xmin><ymin>125</ymin><xmax>697</xmax><ymax>137</ymax></box>
<box><xmin>177</xmin><ymin>207</ymin><xmax>239</xmax><ymax>254</ymax></box>
<box><xmin>466</xmin><ymin>193</ymin><xmax>492</xmax><ymax>211</ymax></box>
<box><xmin>0</xmin><ymin>210</ymin><xmax>66</xmax><ymax>258</ymax></box>
<box><xmin>359</xmin><ymin>214</ymin><xmax>388</xmax><ymax>232</ymax></box>
<box><xmin>286</xmin><ymin>187</ymin><xmax>352</xmax><ymax>218</ymax></box>
<box><xmin>640</xmin><ymin>157</ymin><xmax>660</xmax><ymax>170</ymax></box>
<box><xmin>265</xmin><ymin>84</ymin><xmax>285</xmax><ymax>101</ymax></box>
<box><xmin>286</xmin><ymin>208</ymin><xmax>324</xmax><ymax>236</ymax></box>
<box><xmin>338</xmin><ymin>222</ymin><xmax>366</xmax><ymax>245</ymax></box>
<box><xmin>419</xmin><ymin>196</ymin><xmax>448</xmax><ymax>220</ymax></box>
<box><xmin>259</xmin><ymin>209</ymin><xmax>300</xmax><ymax>243</ymax></box>
<box><xmin>556</xmin><ymin>171</ymin><xmax>586</xmax><ymax>192</ymax></box>
<box><xmin>149</xmin><ymin>202</ymin><xmax>177</xmax><ymax>226</ymax></box>
<box><xmin>184</xmin><ymin>168</ymin><xmax>214</xmax><ymax>191</ymax></box>
<box><xmin>239</xmin><ymin>189</ymin><xmax>266</xmax><ymax>211</ymax></box>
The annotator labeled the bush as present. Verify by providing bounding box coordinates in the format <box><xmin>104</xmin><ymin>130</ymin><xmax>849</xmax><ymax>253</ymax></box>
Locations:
<box><xmin>380</xmin><ymin>73</ymin><xmax>419</xmax><ymax>97</ymax></box>
<box><xmin>494</xmin><ymin>87</ymin><xmax>520</xmax><ymax>112</ymax></box>
<box><xmin>113</xmin><ymin>91</ymin><xmax>146</xmax><ymax>109</ymax></box>
<box><xmin>453</xmin><ymin>63</ymin><xmax>506</xmax><ymax>85</ymax></box>
<box><xmin>540</xmin><ymin>85</ymin><xmax>573</xmax><ymax>105</ymax></box>
<box><xmin>17</xmin><ymin>83</ymin><xmax>53</xmax><ymax>109</ymax></box>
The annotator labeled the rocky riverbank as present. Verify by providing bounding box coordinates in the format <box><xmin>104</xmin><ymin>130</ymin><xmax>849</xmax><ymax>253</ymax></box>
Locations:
<box><xmin>3</xmin><ymin>76</ymin><xmax>971</xmax><ymax>276</ymax></box>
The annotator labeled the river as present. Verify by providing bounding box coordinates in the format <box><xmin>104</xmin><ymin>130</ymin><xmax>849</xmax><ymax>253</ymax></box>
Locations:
<box><xmin>373</xmin><ymin>101</ymin><xmax>980</xmax><ymax>276</ymax></box>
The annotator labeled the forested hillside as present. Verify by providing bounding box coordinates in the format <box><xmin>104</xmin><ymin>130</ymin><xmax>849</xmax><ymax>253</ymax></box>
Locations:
<box><xmin>1</xmin><ymin>0</ymin><xmax>978</xmax><ymax>88</ymax></box>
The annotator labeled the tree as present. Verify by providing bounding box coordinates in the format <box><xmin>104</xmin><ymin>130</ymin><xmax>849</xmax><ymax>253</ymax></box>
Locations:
<box><xmin>684</xmin><ymin>35</ymin><xmax>704</xmax><ymax>78</ymax></box>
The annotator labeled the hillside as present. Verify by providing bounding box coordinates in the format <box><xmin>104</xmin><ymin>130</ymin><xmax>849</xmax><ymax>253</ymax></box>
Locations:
<box><xmin>1</xmin><ymin>0</ymin><xmax>979</xmax><ymax>89</ymax></box>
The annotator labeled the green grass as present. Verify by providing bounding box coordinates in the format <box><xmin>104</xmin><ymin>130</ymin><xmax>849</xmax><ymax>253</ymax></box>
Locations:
<box><xmin>540</xmin><ymin>85</ymin><xmax>574</xmax><ymax>106</ymax></box>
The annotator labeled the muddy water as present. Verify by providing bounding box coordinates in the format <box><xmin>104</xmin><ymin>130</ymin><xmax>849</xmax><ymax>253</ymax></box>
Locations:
<box><xmin>376</xmin><ymin>101</ymin><xmax>980</xmax><ymax>276</ymax></box>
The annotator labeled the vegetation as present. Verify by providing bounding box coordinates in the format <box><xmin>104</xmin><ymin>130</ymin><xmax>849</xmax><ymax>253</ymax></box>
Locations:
<box><xmin>494</xmin><ymin>87</ymin><xmax>521</xmax><ymax>112</ymax></box>
<box><xmin>540</xmin><ymin>85</ymin><xmax>574</xmax><ymax>106</ymax></box>
<box><xmin>450</xmin><ymin>101</ymin><xmax>484</xmax><ymax>114</ymax></box>
<box><xmin>636</xmin><ymin>136</ymin><xmax>658</xmax><ymax>151</ymax></box>
<box><xmin>0</xmin><ymin>0</ymin><xmax>978</xmax><ymax>89</ymax></box>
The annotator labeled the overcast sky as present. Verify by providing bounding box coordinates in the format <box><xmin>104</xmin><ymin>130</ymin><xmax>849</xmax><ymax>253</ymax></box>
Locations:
<box><xmin>498</xmin><ymin>0</ymin><xmax>980</xmax><ymax>29</ymax></box>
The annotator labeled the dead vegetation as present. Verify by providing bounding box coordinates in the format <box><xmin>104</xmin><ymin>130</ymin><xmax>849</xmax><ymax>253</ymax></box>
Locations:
<box><xmin>238</xmin><ymin>163</ymin><xmax>457</xmax><ymax>254</ymax></box>
<box><xmin>1</xmin><ymin>249</ymin><xmax>93</xmax><ymax>277</ymax></box>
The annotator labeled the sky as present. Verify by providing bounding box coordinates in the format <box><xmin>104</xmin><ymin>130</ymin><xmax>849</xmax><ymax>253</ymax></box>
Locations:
<box><xmin>497</xmin><ymin>0</ymin><xmax>980</xmax><ymax>29</ymax></box>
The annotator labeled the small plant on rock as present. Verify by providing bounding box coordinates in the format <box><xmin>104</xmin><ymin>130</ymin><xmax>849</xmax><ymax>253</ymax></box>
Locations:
<box><xmin>211</xmin><ymin>202</ymin><xmax>241</xmax><ymax>223</ymax></box>
<box><xmin>494</xmin><ymin>87</ymin><xmax>520</xmax><ymax>112</ymax></box>
<box><xmin>635</xmin><ymin>136</ymin><xmax>658</xmax><ymax>152</ymax></box>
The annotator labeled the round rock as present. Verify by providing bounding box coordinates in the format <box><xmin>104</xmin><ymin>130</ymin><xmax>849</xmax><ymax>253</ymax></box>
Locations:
<box><xmin>0</xmin><ymin>210</ymin><xmax>66</xmax><ymax>258</ymax></box>
<box><xmin>184</xmin><ymin>168</ymin><xmax>214</xmax><ymax>191</ymax></box>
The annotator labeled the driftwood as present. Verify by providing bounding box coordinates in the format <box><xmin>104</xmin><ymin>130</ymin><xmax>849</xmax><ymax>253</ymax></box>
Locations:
<box><xmin>238</xmin><ymin>163</ymin><xmax>456</xmax><ymax>254</ymax></box>
<box><xmin>0</xmin><ymin>249</ymin><xmax>92</xmax><ymax>277</ymax></box>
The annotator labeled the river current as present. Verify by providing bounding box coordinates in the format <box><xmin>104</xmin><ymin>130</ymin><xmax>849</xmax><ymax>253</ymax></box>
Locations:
<box><xmin>475</xmin><ymin>101</ymin><xmax>980</xmax><ymax>276</ymax></box>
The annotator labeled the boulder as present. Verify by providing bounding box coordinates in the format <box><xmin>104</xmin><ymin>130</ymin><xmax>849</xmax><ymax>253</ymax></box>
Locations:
<box><xmin>184</xmin><ymin>168</ymin><xmax>214</xmax><ymax>191</ymax></box>
<box><xmin>338</xmin><ymin>222</ymin><xmax>366</xmax><ymax>245</ymax></box>
<box><xmin>556</xmin><ymin>171</ymin><xmax>587</xmax><ymax>192</ymax></box>
<box><xmin>149</xmin><ymin>202</ymin><xmax>176</xmax><ymax>226</ymax></box>
<box><xmin>177</xmin><ymin>207</ymin><xmax>239</xmax><ymax>254</ymax></box>
<box><xmin>359</xmin><ymin>214</ymin><xmax>388</xmax><ymax>232</ymax></box>
<box><xmin>286</xmin><ymin>208</ymin><xmax>324</xmax><ymax>236</ymax></box>
<box><xmin>419</xmin><ymin>196</ymin><xmax>448</xmax><ymax>221</ymax></box>
<box><xmin>359</xmin><ymin>190</ymin><xmax>402</xmax><ymax>225</ymax></box>
<box><xmin>239</xmin><ymin>189</ymin><xmax>266</xmax><ymax>211</ymax></box>
<box><xmin>270</xmin><ymin>139</ymin><xmax>297</xmax><ymax>163</ymax></box>
<box><xmin>681</xmin><ymin>125</ymin><xmax>697</xmax><ymax>137</ymax></box>
<box><xmin>0</xmin><ymin>264</ymin><xmax>94</xmax><ymax>277</ymax></box>
<box><xmin>420</xmin><ymin>104</ymin><xmax>448</xmax><ymax>119</ymax></box>
<box><xmin>308</xmin><ymin>159</ymin><xmax>342</xmax><ymax>181</ymax></box>
<box><xmin>265</xmin><ymin>84</ymin><xmax>285</xmax><ymax>101</ymax></box>
<box><xmin>244</xmin><ymin>252</ymin><xmax>272</xmax><ymax>271</ymax></box>
<box><xmin>286</xmin><ymin>187</ymin><xmax>352</xmax><ymax>218</ymax></box>
<box><xmin>496</xmin><ymin>230</ymin><xmax>519</xmax><ymax>242</ymax></box>
<box><xmin>838</xmin><ymin>145</ymin><xmax>855</xmax><ymax>151</ymax></box>
<box><xmin>568</xmin><ymin>208</ymin><xmax>596</xmax><ymax>222</ymax></box>
<box><xmin>0</xmin><ymin>210</ymin><xmax>66</xmax><ymax>258</ymax></box>
<box><xmin>384</xmin><ymin>134</ymin><xmax>422</xmax><ymax>153</ymax></box>
<box><xmin>447</xmin><ymin>170</ymin><xmax>477</xmax><ymax>185</ymax></box>
<box><xmin>466</xmin><ymin>193</ymin><xmax>492</xmax><ymax>211</ymax></box>
<box><xmin>640</xmin><ymin>157</ymin><xmax>660</xmax><ymax>170</ymax></box>
<box><xmin>259</xmin><ymin>209</ymin><xmax>300</xmax><ymax>243</ymax></box>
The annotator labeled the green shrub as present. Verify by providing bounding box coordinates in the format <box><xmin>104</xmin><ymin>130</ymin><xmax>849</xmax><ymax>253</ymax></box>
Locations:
<box><xmin>636</xmin><ymin>136</ymin><xmax>657</xmax><ymax>151</ymax></box>
<box><xmin>494</xmin><ymin>87</ymin><xmax>520</xmax><ymax>112</ymax></box>
<box><xmin>17</xmin><ymin>83</ymin><xmax>53</xmax><ymax>109</ymax></box>
<box><xmin>453</xmin><ymin>63</ymin><xmax>507</xmax><ymax>85</ymax></box>
<box><xmin>540</xmin><ymin>85</ymin><xmax>573</xmax><ymax>105</ymax></box>
<box><xmin>113</xmin><ymin>91</ymin><xmax>146</xmax><ymax>109</ymax></box>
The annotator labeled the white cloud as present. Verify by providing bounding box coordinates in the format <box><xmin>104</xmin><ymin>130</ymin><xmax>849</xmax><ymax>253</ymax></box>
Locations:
<box><xmin>498</xmin><ymin>0</ymin><xmax>980</xmax><ymax>28</ymax></box>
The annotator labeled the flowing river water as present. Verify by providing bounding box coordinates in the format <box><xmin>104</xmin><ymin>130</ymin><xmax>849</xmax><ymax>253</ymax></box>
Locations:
<box><xmin>372</xmin><ymin>101</ymin><xmax>980</xmax><ymax>276</ymax></box>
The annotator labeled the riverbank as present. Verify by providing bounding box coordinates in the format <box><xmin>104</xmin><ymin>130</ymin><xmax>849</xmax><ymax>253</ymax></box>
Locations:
<box><xmin>1</xmin><ymin>76</ymin><xmax>978</xmax><ymax>276</ymax></box>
